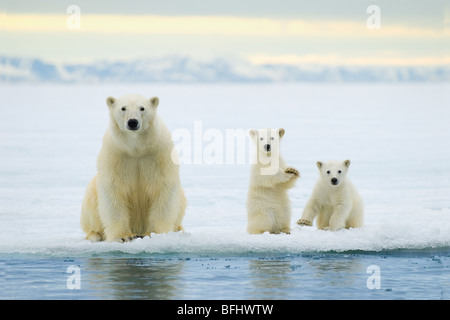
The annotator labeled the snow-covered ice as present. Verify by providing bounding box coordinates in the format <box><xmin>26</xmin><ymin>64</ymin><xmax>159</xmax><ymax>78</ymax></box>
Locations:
<box><xmin>0</xmin><ymin>83</ymin><xmax>449</xmax><ymax>256</ymax></box>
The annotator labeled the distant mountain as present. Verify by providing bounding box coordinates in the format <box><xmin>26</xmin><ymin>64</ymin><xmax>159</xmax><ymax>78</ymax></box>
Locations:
<box><xmin>0</xmin><ymin>55</ymin><xmax>448</xmax><ymax>83</ymax></box>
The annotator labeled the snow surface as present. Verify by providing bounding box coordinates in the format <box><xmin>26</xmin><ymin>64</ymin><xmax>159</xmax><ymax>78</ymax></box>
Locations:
<box><xmin>0</xmin><ymin>83</ymin><xmax>449</xmax><ymax>256</ymax></box>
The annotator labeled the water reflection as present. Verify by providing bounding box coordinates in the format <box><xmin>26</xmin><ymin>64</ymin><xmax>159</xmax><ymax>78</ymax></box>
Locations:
<box><xmin>248</xmin><ymin>255</ymin><xmax>365</xmax><ymax>299</ymax></box>
<box><xmin>248</xmin><ymin>259</ymin><xmax>296</xmax><ymax>299</ymax></box>
<box><xmin>307</xmin><ymin>254</ymin><xmax>365</xmax><ymax>286</ymax></box>
<box><xmin>2</xmin><ymin>251</ymin><xmax>448</xmax><ymax>299</ymax></box>
<box><xmin>84</xmin><ymin>258</ymin><xmax>184</xmax><ymax>299</ymax></box>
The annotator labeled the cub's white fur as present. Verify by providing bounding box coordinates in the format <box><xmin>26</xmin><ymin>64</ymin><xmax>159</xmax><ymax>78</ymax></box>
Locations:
<box><xmin>247</xmin><ymin>128</ymin><xmax>299</xmax><ymax>234</ymax></box>
<box><xmin>297</xmin><ymin>160</ymin><xmax>363</xmax><ymax>230</ymax></box>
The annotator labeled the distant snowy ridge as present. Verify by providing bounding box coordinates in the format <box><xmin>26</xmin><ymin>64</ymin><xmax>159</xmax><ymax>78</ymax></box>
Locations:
<box><xmin>1</xmin><ymin>55</ymin><xmax>449</xmax><ymax>83</ymax></box>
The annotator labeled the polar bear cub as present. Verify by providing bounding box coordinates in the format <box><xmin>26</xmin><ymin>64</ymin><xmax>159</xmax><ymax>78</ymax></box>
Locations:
<box><xmin>80</xmin><ymin>94</ymin><xmax>186</xmax><ymax>242</ymax></box>
<box><xmin>297</xmin><ymin>160</ymin><xmax>363</xmax><ymax>230</ymax></box>
<box><xmin>247</xmin><ymin>128</ymin><xmax>300</xmax><ymax>234</ymax></box>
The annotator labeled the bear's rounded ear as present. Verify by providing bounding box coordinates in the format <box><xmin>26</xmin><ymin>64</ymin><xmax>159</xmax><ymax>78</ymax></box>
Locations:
<box><xmin>150</xmin><ymin>96</ymin><xmax>159</xmax><ymax>108</ymax></box>
<box><xmin>316</xmin><ymin>161</ymin><xmax>323</xmax><ymax>169</ymax></box>
<box><xmin>279</xmin><ymin>128</ymin><xmax>285</xmax><ymax>138</ymax></box>
<box><xmin>344</xmin><ymin>159</ymin><xmax>351</xmax><ymax>167</ymax></box>
<box><xmin>248</xmin><ymin>129</ymin><xmax>257</xmax><ymax>140</ymax></box>
<box><xmin>106</xmin><ymin>96</ymin><xmax>115</xmax><ymax>108</ymax></box>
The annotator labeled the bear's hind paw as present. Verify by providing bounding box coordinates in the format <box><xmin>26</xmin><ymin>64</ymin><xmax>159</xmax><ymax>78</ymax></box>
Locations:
<box><xmin>85</xmin><ymin>231</ymin><xmax>103</xmax><ymax>242</ymax></box>
<box><xmin>115</xmin><ymin>234</ymin><xmax>140</xmax><ymax>243</ymax></box>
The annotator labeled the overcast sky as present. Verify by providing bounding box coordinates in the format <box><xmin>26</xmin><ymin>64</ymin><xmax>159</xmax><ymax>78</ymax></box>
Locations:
<box><xmin>0</xmin><ymin>0</ymin><xmax>448</xmax><ymax>65</ymax></box>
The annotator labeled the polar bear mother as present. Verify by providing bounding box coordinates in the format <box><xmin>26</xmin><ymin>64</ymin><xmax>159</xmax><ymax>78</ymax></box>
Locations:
<box><xmin>81</xmin><ymin>94</ymin><xmax>186</xmax><ymax>242</ymax></box>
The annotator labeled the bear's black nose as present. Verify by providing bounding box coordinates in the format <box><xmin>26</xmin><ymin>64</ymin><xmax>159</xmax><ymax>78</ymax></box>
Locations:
<box><xmin>127</xmin><ymin>119</ymin><xmax>139</xmax><ymax>130</ymax></box>
<box><xmin>331</xmin><ymin>178</ymin><xmax>338</xmax><ymax>185</ymax></box>
<box><xmin>264</xmin><ymin>144</ymin><xmax>271</xmax><ymax>152</ymax></box>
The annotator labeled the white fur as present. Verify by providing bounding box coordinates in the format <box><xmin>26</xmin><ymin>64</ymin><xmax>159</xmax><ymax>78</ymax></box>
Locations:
<box><xmin>297</xmin><ymin>160</ymin><xmax>363</xmax><ymax>230</ymax></box>
<box><xmin>246</xmin><ymin>128</ymin><xmax>299</xmax><ymax>234</ymax></box>
<box><xmin>80</xmin><ymin>94</ymin><xmax>186</xmax><ymax>242</ymax></box>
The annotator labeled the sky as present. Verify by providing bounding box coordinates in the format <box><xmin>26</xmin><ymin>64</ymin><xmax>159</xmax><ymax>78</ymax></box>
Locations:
<box><xmin>0</xmin><ymin>0</ymin><xmax>448</xmax><ymax>66</ymax></box>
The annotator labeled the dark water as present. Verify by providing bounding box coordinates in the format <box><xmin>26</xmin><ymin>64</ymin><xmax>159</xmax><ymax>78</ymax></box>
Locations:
<box><xmin>1</xmin><ymin>249</ymin><xmax>449</xmax><ymax>300</ymax></box>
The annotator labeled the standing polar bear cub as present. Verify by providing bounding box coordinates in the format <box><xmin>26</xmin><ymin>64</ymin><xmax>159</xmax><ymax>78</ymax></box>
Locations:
<box><xmin>247</xmin><ymin>128</ymin><xmax>300</xmax><ymax>234</ymax></box>
<box><xmin>297</xmin><ymin>160</ymin><xmax>363</xmax><ymax>230</ymax></box>
<box><xmin>81</xmin><ymin>94</ymin><xmax>186</xmax><ymax>242</ymax></box>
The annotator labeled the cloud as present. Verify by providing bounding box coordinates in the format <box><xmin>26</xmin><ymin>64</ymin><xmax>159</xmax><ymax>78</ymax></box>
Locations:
<box><xmin>0</xmin><ymin>13</ymin><xmax>445</xmax><ymax>38</ymax></box>
<box><xmin>1</xmin><ymin>11</ymin><xmax>447</xmax><ymax>66</ymax></box>
<box><xmin>247</xmin><ymin>54</ymin><xmax>449</xmax><ymax>66</ymax></box>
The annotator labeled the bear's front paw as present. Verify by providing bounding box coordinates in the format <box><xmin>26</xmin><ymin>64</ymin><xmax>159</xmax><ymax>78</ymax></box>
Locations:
<box><xmin>297</xmin><ymin>219</ymin><xmax>312</xmax><ymax>226</ymax></box>
<box><xmin>285</xmin><ymin>167</ymin><xmax>300</xmax><ymax>178</ymax></box>
<box><xmin>115</xmin><ymin>234</ymin><xmax>140</xmax><ymax>243</ymax></box>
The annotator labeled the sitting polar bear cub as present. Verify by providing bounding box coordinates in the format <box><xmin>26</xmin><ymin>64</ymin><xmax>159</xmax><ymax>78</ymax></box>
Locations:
<box><xmin>297</xmin><ymin>160</ymin><xmax>363</xmax><ymax>231</ymax></box>
<box><xmin>247</xmin><ymin>128</ymin><xmax>300</xmax><ymax>234</ymax></box>
<box><xmin>81</xmin><ymin>94</ymin><xmax>186</xmax><ymax>242</ymax></box>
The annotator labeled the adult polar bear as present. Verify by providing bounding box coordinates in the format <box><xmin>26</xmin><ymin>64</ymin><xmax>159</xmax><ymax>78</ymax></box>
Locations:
<box><xmin>81</xmin><ymin>94</ymin><xmax>186</xmax><ymax>242</ymax></box>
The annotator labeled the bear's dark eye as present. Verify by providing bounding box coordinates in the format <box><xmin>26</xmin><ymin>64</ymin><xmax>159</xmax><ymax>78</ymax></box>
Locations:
<box><xmin>260</xmin><ymin>137</ymin><xmax>263</xmax><ymax>141</ymax></box>
<box><xmin>139</xmin><ymin>106</ymin><xmax>145</xmax><ymax>111</ymax></box>
<box><xmin>338</xmin><ymin>170</ymin><xmax>342</xmax><ymax>174</ymax></box>
<box><xmin>326</xmin><ymin>170</ymin><xmax>330</xmax><ymax>174</ymax></box>
<box><xmin>121</xmin><ymin>106</ymin><xmax>126</xmax><ymax>111</ymax></box>
<box><xmin>270</xmin><ymin>137</ymin><xmax>275</xmax><ymax>140</ymax></box>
